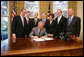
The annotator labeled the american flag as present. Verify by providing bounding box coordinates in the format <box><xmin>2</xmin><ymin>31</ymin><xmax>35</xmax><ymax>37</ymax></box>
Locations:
<box><xmin>12</xmin><ymin>1</ymin><xmax>16</xmax><ymax>21</ymax></box>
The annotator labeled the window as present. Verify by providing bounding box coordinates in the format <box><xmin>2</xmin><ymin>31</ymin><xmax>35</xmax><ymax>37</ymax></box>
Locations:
<box><xmin>53</xmin><ymin>1</ymin><xmax>68</xmax><ymax>18</ymax></box>
<box><xmin>1</xmin><ymin>1</ymin><xmax>9</xmax><ymax>41</ymax></box>
<box><xmin>25</xmin><ymin>1</ymin><xmax>39</xmax><ymax>18</ymax></box>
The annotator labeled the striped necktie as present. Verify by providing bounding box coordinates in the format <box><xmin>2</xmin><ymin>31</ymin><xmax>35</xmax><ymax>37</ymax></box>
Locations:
<box><xmin>39</xmin><ymin>30</ymin><xmax>41</xmax><ymax>37</ymax></box>
<box><xmin>68</xmin><ymin>17</ymin><xmax>71</xmax><ymax>26</ymax></box>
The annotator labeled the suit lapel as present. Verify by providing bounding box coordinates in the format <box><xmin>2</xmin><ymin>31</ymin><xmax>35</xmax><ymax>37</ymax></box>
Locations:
<box><xmin>37</xmin><ymin>19</ymin><xmax>39</xmax><ymax>24</ymax></box>
<box><xmin>35</xmin><ymin>19</ymin><xmax>39</xmax><ymax>26</ymax></box>
<box><xmin>36</xmin><ymin>28</ymin><xmax>43</xmax><ymax>37</ymax></box>
<box><xmin>24</xmin><ymin>17</ymin><xmax>26</xmax><ymax>27</ymax></box>
<box><xmin>59</xmin><ymin>16</ymin><xmax>63</xmax><ymax>24</ymax></box>
<box><xmin>40</xmin><ymin>29</ymin><xmax>43</xmax><ymax>36</ymax></box>
<box><xmin>49</xmin><ymin>20</ymin><xmax>51</xmax><ymax>26</ymax></box>
<box><xmin>33</xmin><ymin>18</ymin><xmax>35</xmax><ymax>25</ymax></box>
<box><xmin>19</xmin><ymin>15</ymin><xmax>24</xmax><ymax>28</ymax></box>
<box><xmin>56</xmin><ymin>18</ymin><xmax>58</xmax><ymax>24</ymax></box>
<box><xmin>34</xmin><ymin>18</ymin><xmax>38</xmax><ymax>26</ymax></box>
<box><xmin>69</xmin><ymin>16</ymin><xmax>75</xmax><ymax>26</ymax></box>
<box><xmin>51</xmin><ymin>20</ymin><xmax>54</xmax><ymax>26</ymax></box>
<box><xmin>36</xmin><ymin>27</ymin><xmax>39</xmax><ymax>36</ymax></box>
<box><xmin>49</xmin><ymin>20</ymin><xmax>53</xmax><ymax>26</ymax></box>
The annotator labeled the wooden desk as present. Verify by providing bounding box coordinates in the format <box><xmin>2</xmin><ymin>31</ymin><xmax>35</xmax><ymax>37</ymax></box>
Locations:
<box><xmin>1</xmin><ymin>38</ymin><xmax>83</xmax><ymax>56</ymax></box>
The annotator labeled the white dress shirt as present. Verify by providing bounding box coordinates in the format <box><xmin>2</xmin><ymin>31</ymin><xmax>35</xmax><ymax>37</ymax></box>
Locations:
<box><xmin>34</xmin><ymin>18</ymin><xmax>37</xmax><ymax>25</ymax></box>
<box><xmin>57</xmin><ymin>15</ymin><xmax>62</xmax><ymax>24</ymax></box>
<box><xmin>20</xmin><ymin>14</ymin><xmax>24</xmax><ymax>26</ymax></box>
<box><xmin>69</xmin><ymin>15</ymin><xmax>74</xmax><ymax>22</ymax></box>
<box><xmin>26</xmin><ymin>17</ymin><xmax>29</xmax><ymax>24</ymax></box>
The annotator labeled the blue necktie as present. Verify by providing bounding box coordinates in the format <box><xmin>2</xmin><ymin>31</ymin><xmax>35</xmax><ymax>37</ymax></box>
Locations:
<box><xmin>39</xmin><ymin>30</ymin><xmax>41</xmax><ymax>37</ymax></box>
<box><xmin>68</xmin><ymin>17</ymin><xmax>71</xmax><ymax>26</ymax></box>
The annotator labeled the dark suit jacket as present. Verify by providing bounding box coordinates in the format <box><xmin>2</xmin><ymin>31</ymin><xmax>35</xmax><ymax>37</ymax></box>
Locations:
<box><xmin>55</xmin><ymin>16</ymin><xmax>67</xmax><ymax>36</ymax></box>
<box><xmin>11</xmin><ymin>15</ymin><xmax>27</xmax><ymax>38</ymax></box>
<box><xmin>66</xmin><ymin>16</ymin><xmax>81</xmax><ymax>37</ymax></box>
<box><xmin>45</xmin><ymin>19</ymin><xmax>57</xmax><ymax>37</ymax></box>
<box><xmin>25</xmin><ymin>18</ymin><xmax>31</xmax><ymax>37</ymax></box>
<box><xmin>30</xmin><ymin>18</ymin><xmax>39</xmax><ymax>28</ymax></box>
<box><xmin>25</xmin><ymin>18</ymin><xmax>40</xmax><ymax>37</ymax></box>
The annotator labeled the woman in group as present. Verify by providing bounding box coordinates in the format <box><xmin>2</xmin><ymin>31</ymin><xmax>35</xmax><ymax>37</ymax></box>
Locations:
<box><xmin>45</xmin><ymin>13</ymin><xmax>57</xmax><ymax>37</ymax></box>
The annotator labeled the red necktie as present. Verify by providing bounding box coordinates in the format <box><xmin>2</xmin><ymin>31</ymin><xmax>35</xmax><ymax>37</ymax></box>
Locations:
<box><xmin>27</xmin><ymin>18</ymin><xmax>29</xmax><ymax>24</ymax></box>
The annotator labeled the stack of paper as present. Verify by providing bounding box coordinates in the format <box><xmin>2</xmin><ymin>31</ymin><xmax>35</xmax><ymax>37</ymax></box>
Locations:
<box><xmin>32</xmin><ymin>38</ymin><xmax>53</xmax><ymax>41</ymax></box>
<box><xmin>33</xmin><ymin>38</ymin><xmax>45</xmax><ymax>41</ymax></box>
<box><xmin>44</xmin><ymin>38</ymin><xmax>53</xmax><ymax>40</ymax></box>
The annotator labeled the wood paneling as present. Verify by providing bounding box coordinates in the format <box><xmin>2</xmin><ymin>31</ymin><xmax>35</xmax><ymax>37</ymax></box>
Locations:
<box><xmin>16</xmin><ymin>1</ymin><xmax>25</xmax><ymax>15</ymax></box>
<box><xmin>39</xmin><ymin>1</ymin><xmax>49</xmax><ymax>19</ymax></box>
<box><xmin>9</xmin><ymin>1</ymin><xmax>13</xmax><ymax>39</ymax></box>
<box><xmin>39</xmin><ymin>1</ymin><xmax>53</xmax><ymax>19</ymax></box>
<box><xmin>68</xmin><ymin>1</ymin><xmax>77</xmax><ymax>16</ymax></box>
<box><xmin>77</xmin><ymin>1</ymin><xmax>83</xmax><ymax>40</ymax></box>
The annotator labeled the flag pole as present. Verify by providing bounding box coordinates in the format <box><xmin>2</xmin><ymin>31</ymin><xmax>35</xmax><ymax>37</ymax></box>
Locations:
<box><xmin>48</xmin><ymin>1</ymin><xmax>51</xmax><ymax>19</ymax></box>
<box><xmin>12</xmin><ymin>1</ymin><xmax>16</xmax><ymax>21</ymax></box>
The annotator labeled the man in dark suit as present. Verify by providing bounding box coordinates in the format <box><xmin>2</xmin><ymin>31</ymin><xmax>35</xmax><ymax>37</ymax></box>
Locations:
<box><xmin>55</xmin><ymin>9</ymin><xmax>67</xmax><ymax>37</ymax></box>
<box><xmin>40</xmin><ymin>12</ymin><xmax>48</xmax><ymax>28</ymax></box>
<box><xmin>30</xmin><ymin>12</ymin><xmax>40</xmax><ymax>29</ymax></box>
<box><xmin>11</xmin><ymin>9</ymin><xmax>27</xmax><ymax>40</ymax></box>
<box><xmin>66</xmin><ymin>8</ymin><xmax>81</xmax><ymax>38</ymax></box>
<box><xmin>25</xmin><ymin>11</ymin><xmax>31</xmax><ymax>37</ymax></box>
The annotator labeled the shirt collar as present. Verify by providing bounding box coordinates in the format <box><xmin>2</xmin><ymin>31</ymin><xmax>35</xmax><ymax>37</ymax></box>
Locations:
<box><xmin>42</xmin><ymin>19</ymin><xmax>46</xmax><ymax>21</ymax></box>
<box><xmin>70</xmin><ymin>15</ymin><xmax>74</xmax><ymax>19</ymax></box>
<box><xmin>26</xmin><ymin>16</ymin><xmax>29</xmax><ymax>20</ymax></box>
<box><xmin>20</xmin><ymin>14</ymin><xmax>24</xmax><ymax>19</ymax></box>
<box><xmin>38</xmin><ymin>28</ymin><xmax>41</xmax><ymax>32</ymax></box>
<box><xmin>58</xmin><ymin>15</ymin><xmax>62</xmax><ymax>18</ymax></box>
<box><xmin>34</xmin><ymin>18</ymin><xmax>37</xmax><ymax>20</ymax></box>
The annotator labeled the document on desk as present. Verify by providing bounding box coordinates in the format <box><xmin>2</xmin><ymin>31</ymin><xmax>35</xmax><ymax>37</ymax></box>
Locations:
<box><xmin>32</xmin><ymin>38</ymin><xmax>54</xmax><ymax>41</ymax></box>
<box><xmin>44</xmin><ymin>38</ymin><xmax>54</xmax><ymax>40</ymax></box>
<box><xmin>33</xmin><ymin>38</ymin><xmax>45</xmax><ymax>41</ymax></box>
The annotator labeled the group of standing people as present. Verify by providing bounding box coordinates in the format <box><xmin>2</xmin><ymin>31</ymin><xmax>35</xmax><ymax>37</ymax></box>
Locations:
<box><xmin>11</xmin><ymin>8</ymin><xmax>81</xmax><ymax>40</ymax></box>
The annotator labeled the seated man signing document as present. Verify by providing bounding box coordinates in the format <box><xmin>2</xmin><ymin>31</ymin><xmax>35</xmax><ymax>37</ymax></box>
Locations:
<box><xmin>29</xmin><ymin>21</ymin><xmax>47</xmax><ymax>39</ymax></box>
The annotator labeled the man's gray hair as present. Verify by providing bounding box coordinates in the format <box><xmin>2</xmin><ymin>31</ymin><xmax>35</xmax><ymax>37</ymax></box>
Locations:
<box><xmin>57</xmin><ymin>9</ymin><xmax>62</xmax><ymax>13</ymax></box>
<box><xmin>68</xmin><ymin>8</ymin><xmax>74</xmax><ymax>12</ymax></box>
<box><xmin>38</xmin><ymin>21</ymin><xmax>44</xmax><ymax>26</ymax></box>
<box><xmin>34</xmin><ymin>12</ymin><xmax>38</xmax><ymax>15</ymax></box>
